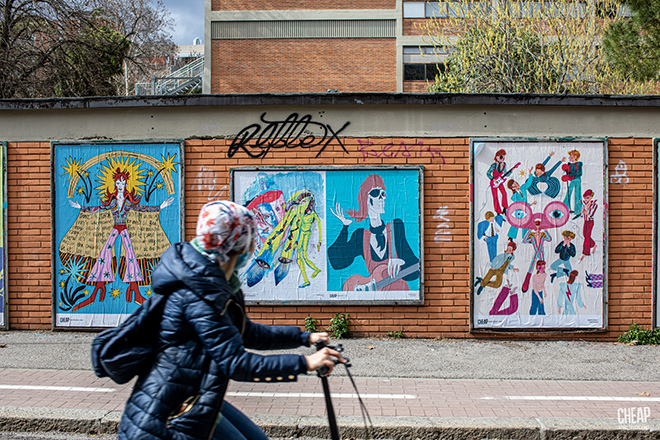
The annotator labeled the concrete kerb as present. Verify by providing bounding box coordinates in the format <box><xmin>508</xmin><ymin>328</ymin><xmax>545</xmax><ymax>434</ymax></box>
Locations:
<box><xmin>2</xmin><ymin>410</ymin><xmax>658</xmax><ymax>439</ymax></box>
<box><xmin>0</xmin><ymin>407</ymin><xmax>121</xmax><ymax>435</ymax></box>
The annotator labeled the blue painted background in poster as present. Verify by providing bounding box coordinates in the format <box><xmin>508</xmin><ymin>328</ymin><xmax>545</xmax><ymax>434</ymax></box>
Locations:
<box><xmin>325</xmin><ymin>169</ymin><xmax>420</xmax><ymax>292</ymax></box>
<box><xmin>53</xmin><ymin>143</ymin><xmax>181</xmax><ymax>326</ymax></box>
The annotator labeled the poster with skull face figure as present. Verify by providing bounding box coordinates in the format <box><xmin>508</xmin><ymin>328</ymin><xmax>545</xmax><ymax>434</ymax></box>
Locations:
<box><xmin>471</xmin><ymin>140</ymin><xmax>606</xmax><ymax>330</ymax></box>
<box><xmin>232</xmin><ymin>167</ymin><xmax>423</xmax><ymax>304</ymax></box>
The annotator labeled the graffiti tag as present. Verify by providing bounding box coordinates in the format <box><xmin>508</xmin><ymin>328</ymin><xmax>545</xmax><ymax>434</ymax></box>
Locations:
<box><xmin>358</xmin><ymin>140</ymin><xmax>445</xmax><ymax>163</ymax></box>
<box><xmin>193</xmin><ymin>166</ymin><xmax>227</xmax><ymax>201</ymax></box>
<box><xmin>228</xmin><ymin>112</ymin><xmax>350</xmax><ymax>159</ymax></box>
<box><xmin>433</xmin><ymin>206</ymin><xmax>451</xmax><ymax>242</ymax></box>
<box><xmin>610</xmin><ymin>160</ymin><xmax>629</xmax><ymax>184</ymax></box>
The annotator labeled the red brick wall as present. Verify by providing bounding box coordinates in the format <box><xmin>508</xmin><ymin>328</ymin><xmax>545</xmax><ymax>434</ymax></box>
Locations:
<box><xmin>7</xmin><ymin>142</ymin><xmax>52</xmax><ymax>329</ymax></box>
<box><xmin>211</xmin><ymin>39</ymin><xmax>397</xmax><ymax>94</ymax></box>
<box><xmin>212</xmin><ymin>0</ymin><xmax>396</xmax><ymax>11</ymax></box>
<box><xmin>403</xmin><ymin>82</ymin><xmax>429</xmax><ymax>93</ymax></box>
<box><xmin>5</xmin><ymin>137</ymin><xmax>656</xmax><ymax>339</ymax></box>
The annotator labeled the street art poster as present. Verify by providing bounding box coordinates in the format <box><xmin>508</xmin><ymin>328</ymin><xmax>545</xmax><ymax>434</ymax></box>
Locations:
<box><xmin>53</xmin><ymin>143</ymin><xmax>182</xmax><ymax>328</ymax></box>
<box><xmin>232</xmin><ymin>168</ymin><xmax>422</xmax><ymax>304</ymax></box>
<box><xmin>0</xmin><ymin>143</ymin><xmax>5</xmax><ymax>328</ymax></box>
<box><xmin>472</xmin><ymin>140</ymin><xmax>606</xmax><ymax>330</ymax></box>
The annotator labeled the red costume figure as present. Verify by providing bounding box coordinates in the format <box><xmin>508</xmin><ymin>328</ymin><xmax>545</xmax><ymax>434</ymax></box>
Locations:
<box><xmin>487</xmin><ymin>149</ymin><xmax>509</xmax><ymax>215</ymax></box>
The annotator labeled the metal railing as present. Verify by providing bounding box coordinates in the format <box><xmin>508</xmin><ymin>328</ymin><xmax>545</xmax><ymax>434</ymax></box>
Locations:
<box><xmin>134</xmin><ymin>57</ymin><xmax>204</xmax><ymax>95</ymax></box>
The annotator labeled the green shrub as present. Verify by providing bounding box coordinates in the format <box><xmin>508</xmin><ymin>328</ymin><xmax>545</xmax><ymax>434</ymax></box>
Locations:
<box><xmin>386</xmin><ymin>330</ymin><xmax>405</xmax><ymax>339</ymax></box>
<box><xmin>304</xmin><ymin>316</ymin><xmax>318</xmax><ymax>333</ymax></box>
<box><xmin>327</xmin><ymin>313</ymin><xmax>351</xmax><ymax>339</ymax></box>
<box><xmin>618</xmin><ymin>323</ymin><xmax>660</xmax><ymax>345</ymax></box>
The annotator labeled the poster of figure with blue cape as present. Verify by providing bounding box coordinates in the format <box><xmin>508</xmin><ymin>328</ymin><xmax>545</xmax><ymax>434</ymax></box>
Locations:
<box><xmin>233</xmin><ymin>168</ymin><xmax>422</xmax><ymax>304</ymax></box>
<box><xmin>472</xmin><ymin>140</ymin><xmax>606</xmax><ymax>330</ymax></box>
<box><xmin>53</xmin><ymin>143</ymin><xmax>182</xmax><ymax>328</ymax></box>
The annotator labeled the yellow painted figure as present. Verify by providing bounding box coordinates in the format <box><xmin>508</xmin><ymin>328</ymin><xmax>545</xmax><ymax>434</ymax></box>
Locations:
<box><xmin>246</xmin><ymin>190</ymin><xmax>322</xmax><ymax>288</ymax></box>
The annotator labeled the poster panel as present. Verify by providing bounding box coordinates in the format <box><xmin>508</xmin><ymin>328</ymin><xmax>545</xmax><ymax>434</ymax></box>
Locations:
<box><xmin>232</xmin><ymin>167</ymin><xmax>422</xmax><ymax>304</ymax></box>
<box><xmin>656</xmin><ymin>139</ymin><xmax>660</xmax><ymax>329</ymax></box>
<box><xmin>53</xmin><ymin>142</ymin><xmax>182</xmax><ymax>328</ymax></box>
<box><xmin>472</xmin><ymin>140</ymin><xmax>606</xmax><ymax>330</ymax></box>
<box><xmin>0</xmin><ymin>142</ymin><xmax>5</xmax><ymax>329</ymax></box>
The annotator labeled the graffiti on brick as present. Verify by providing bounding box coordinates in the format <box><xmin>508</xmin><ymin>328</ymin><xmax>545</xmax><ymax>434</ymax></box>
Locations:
<box><xmin>193</xmin><ymin>165</ymin><xmax>227</xmax><ymax>201</ymax></box>
<box><xmin>434</xmin><ymin>206</ymin><xmax>451</xmax><ymax>242</ymax></box>
<box><xmin>610</xmin><ymin>160</ymin><xmax>629</xmax><ymax>184</ymax></box>
<box><xmin>358</xmin><ymin>140</ymin><xmax>446</xmax><ymax>163</ymax></box>
<box><xmin>228</xmin><ymin>112</ymin><xmax>350</xmax><ymax>159</ymax></box>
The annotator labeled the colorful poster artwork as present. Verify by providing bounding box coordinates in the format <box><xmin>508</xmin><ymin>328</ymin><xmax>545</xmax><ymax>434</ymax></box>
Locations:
<box><xmin>472</xmin><ymin>141</ymin><xmax>605</xmax><ymax>329</ymax></box>
<box><xmin>233</xmin><ymin>169</ymin><xmax>422</xmax><ymax>303</ymax></box>
<box><xmin>53</xmin><ymin>143</ymin><xmax>182</xmax><ymax>328</ymax></box>
<box><xmin>0</xmin><ymin>144</ymin><xmax>4</xmax><ymax>328</ymax></box>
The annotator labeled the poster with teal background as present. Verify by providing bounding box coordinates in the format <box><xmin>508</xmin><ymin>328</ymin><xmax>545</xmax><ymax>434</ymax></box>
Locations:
<box><xmin>53</xmin><ymin>142</ymin><xmax>182</xmax><ymax>328</ymax></box>
<box><xmin>233</xmin><ymin>167</ymin><xmax>422</xmax><ymax>304</ymax></box>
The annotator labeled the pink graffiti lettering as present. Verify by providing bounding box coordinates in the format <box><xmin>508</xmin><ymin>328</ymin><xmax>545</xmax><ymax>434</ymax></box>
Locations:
<box><xmin>358</xmin><ymin>140</ymin><xmax>445</xmax><ymax>163</ymax></box>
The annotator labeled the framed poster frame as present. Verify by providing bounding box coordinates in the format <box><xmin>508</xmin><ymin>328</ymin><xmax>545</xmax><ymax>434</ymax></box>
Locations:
<box><xmin>654</xmin><ymin>139</ymin><xmax>659</xmax><ymax>329</ymax></box>
<box><xmin>230</xmin><ymin>166</ymin><xmax>425</xmax><ymax>306</ymax></box>
<box><xmin>50</xmin><ymin>140</ymin><xmax>185</xmax><ymax>330</ymax></box>
<box><xmin>470</xmin><ymin>138</ymin><xmax>608</xmax><ymax>332</ymax></box>
<box><xmin>0</xmin><ymin>142</ymin><xmax>6</xmax><ymax>329</ymax></box>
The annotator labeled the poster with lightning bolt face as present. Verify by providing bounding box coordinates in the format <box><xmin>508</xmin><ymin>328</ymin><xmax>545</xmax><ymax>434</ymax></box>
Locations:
<box><xmin>472</xmin><ymin>140</ymin><xmax>606</xmax><ymax>330</ymax></box>
<box><xmin>53</xmin><ymin>143</ymin><xmax>182</xmax><ymax>328</ymax></box>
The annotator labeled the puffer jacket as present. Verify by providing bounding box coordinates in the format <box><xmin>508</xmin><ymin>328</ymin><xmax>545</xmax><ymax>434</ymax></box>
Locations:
<box><xmin>118</xmin><ymin>242</ymin><xmax>310</xmax><ymax>440</ymax></box>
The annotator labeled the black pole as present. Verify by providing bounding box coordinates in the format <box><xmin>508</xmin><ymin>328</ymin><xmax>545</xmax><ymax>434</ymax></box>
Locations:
<box><xmin>320</xmin><ymin>375</ymin><xmax>340</xmax><ymax>440</ymax></box>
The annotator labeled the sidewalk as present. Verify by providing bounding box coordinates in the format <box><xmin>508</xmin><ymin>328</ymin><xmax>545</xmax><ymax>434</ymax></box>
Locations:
<box><xmin>1</xmin><ymin>331</ymin><xmax>659</xmax><ymax>439</ymax></box>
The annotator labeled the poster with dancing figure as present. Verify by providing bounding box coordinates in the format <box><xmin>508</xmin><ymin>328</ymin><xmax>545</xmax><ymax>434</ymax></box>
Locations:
<box><xmin>472</xmin><ymin>140</ymin><xmax>606</xmax><ymax>330</ymax></box>
<box><xmin>53</xmin><ymin>142</ymin><xmax>182</xmax><ymax>328</ymax></box>
<box><xmin>232</xmin><ymin>168</ymin><xmax>422</xmax><ymax>304</ymax></box>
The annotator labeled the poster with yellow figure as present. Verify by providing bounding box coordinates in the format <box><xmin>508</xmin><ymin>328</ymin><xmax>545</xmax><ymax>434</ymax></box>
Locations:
<box><xmin>53</xmin><ymin>143</ymin><xmax>182</xmax><ymax>328</ymax></box>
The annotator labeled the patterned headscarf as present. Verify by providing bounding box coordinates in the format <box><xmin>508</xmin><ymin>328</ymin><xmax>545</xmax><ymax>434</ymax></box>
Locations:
<box><xmin>193</xmin><ymin>201</ymin><xmax>256</xmax><ymax>265</ymax></box>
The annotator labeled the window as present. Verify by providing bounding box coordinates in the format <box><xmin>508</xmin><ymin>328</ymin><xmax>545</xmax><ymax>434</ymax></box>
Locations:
<box><xmin>404</xmin><ymin>63</ymin><xmax>446</xmax><ymax>81</ymax></box>
<box><xmin>403</xmin><ymin>2</ymin><xmax>425</xmax><ymax>18</ymax></box>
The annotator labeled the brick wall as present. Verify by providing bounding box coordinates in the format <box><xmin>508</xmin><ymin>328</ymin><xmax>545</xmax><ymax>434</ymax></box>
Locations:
<box><xmin>212</xmin><ymin>0</ymin><xmax>396</xmax><ymax>11</ymax></box>
<box><xmin>7</xmin><ymin>142</ymin><xmax>52</xmax><ymax>329</ymax></box>
<box><xmin>211</xmin><ymin>39</ymin><xmax>397</xmax><ymax>94</ymax></box>
<box><xmin>5</xmin><ymin>136</ymin><xmax>655</xmax><ymax>339</ymax></box>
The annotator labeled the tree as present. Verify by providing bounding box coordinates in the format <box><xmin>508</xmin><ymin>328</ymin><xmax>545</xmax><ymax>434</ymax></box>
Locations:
<box><xmin>88</xmin><ymin>0</ymin><xmax>176</xmax><ymax>96</ymax></box>
<box><xmin>421</xmin><ymin>0</ymin><xmax>650</xmax><ymax>94</ymax></box>
<box><xmin>0</xmin><ymin>0</ymin><xmax>175</xmax><ymax>98</ymax></box>
<box><xmin>603</xmin><ymin>0</ymin><xmax>660</xmax><ymax>82</ymax></box>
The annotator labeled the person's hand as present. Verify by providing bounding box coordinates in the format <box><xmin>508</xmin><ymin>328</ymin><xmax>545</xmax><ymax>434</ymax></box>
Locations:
<box><xmin>68</xmin><ymin>199</ymin><xmax>81</xmax><ymax>209</ymax></box>
<box><xmin>305</xmin><ymin>347</ymin><xmax>346</xmax><ymax>375</ymax></box>
<box><xmin>330</xmin><ymin>202</ymin><xmax>352</xmax><ymax>227</ymax></box>
<box><xmin>308</xmin><ymin>332</ymin><xmax>329</xmax><ymax>346</ymax></box>
<box><xmin>561</xmin><ymin>156</ymin><xmax>567</xmax><ymax>163</ymax></box>
<box><xmin>549</xmin><ymin>151</ymin><xmax>555</xmax><ymax>157</ymax></box>
<box><xmin>160</xmin><ymin>196</ymin><xmax>174</xmax><ymax>210</ymax></box>
<box><xmin>317</xmin><ymin>242</ymin><xmax>322</xmax><ymax>252</ymax></box>
<box><xmin>512</xmin><ymin>268</ymin><xmax>519</xmax><ymax>273</ymax></box>
<box><xmin>388</xmin><ymin>258</ymin><xmax>405</xmax><ymax>277</ymax></box>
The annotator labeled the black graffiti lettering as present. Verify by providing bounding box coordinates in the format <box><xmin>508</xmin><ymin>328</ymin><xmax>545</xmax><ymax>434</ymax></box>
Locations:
<box><xmin>227</xmin><ymin>112</ymin><xmax>350</xmax><ymax>159</ymax></box>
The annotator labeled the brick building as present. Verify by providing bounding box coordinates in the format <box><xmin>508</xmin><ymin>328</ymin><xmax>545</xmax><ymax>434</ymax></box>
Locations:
<box><xmin>204</xmin><ymin>0</ymin><xmax>444</xmax><ymax>94</ymax></box>
<box><xmin>0</xmin><ymin>94</ymin><xmax>656</xmax><ymax>338</ymax></box>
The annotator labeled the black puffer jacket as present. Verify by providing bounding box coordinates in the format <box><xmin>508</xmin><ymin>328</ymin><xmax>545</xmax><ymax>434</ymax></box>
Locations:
<box><xmin>118</xmin><ymin>242</ymin><xmax>310</xmax><ymax>440</ymax></box>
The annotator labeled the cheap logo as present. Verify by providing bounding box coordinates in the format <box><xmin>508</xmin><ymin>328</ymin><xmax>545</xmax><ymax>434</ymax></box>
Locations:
<box><xmin>618</xmin><ymin>407</ymin><xmax>651</xmax><ymax>424</ymax></box>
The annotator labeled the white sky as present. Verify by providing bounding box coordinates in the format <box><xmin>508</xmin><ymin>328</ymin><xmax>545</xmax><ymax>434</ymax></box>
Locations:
<box><xmin>162</xmin><ymin>0</ymin><xmax>205</xmax><ymax>45</ymax></box>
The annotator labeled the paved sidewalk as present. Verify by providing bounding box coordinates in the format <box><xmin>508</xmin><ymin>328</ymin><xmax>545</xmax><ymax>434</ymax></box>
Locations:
<box><xmin>0</xmin><ymin>331</ymin><xmax>659</xmax><ymax>439</ymax></box>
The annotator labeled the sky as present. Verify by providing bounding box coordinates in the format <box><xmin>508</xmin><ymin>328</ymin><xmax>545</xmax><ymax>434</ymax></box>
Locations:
<box><xmin>162</xmin><ymin>0</ymin><xmax>205</xmax><ymax>46</ymax></box>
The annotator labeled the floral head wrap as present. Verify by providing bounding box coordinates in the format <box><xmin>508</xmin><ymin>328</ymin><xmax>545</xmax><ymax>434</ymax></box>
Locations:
<box><xmin>194</xmin><ymin>201</ymin><xmax>256</xmax><ymax>265</ymax></box>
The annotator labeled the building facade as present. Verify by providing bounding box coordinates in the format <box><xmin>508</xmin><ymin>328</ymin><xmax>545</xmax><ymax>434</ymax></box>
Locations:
<box><xmin>204</xmin><ymin>0</ymin><xmax>445</xmax><ymax>94</ymax></box>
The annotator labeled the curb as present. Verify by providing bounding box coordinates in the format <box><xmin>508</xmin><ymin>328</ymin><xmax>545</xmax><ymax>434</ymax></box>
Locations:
<box><xmin>0</xmin><ymin>409</ymin><xmax>658</xmax><ymax>439</ymax></box>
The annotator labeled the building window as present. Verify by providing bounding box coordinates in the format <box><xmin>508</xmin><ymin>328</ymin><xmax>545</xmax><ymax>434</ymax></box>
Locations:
<box><xmin>404</xmin><ymin>63</ymin><xmax>446</xmax><ymax>81</ymax></box>
<box><xmin>403</xmin><ymin>2</ymin><xmax>425</xmax><ymax>18</ymax></box>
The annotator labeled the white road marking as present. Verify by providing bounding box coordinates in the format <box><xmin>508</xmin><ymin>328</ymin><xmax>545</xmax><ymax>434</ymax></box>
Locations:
<box><xmin>0</xmin><ymin>385</ymin><xmax>116</xmax><ymax>393</ymax></box>
<box><xmin>227</xmin><ymin>392</ymin><xmax>416</xmax><ymax>399</ymax></box>
<box><xmin>482</xmin><ymin>395</ymin><xmax>660</xmax><ymax>402</ymax></box>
